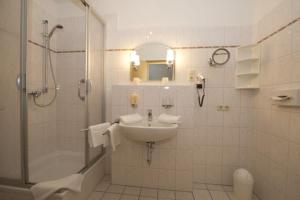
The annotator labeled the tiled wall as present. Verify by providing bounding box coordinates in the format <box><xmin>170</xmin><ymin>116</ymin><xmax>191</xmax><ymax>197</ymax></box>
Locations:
<box><xmin>251</xmin><ymin>0</ymin><xmax>300</xmax><ymax>200</ymax></box>
<box><xmin>106</xmin><ymin>23</ymin><xmax>255</xmax><ymax>190</ymax></box>
<box><xmin>110</xmin><ymin>84</ymin><xmax>255</xmax><ymax>191</ymax></box>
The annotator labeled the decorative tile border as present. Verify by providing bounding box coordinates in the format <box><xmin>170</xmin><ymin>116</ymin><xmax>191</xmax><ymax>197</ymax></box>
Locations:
<box><xmin>104</xmin><ymin>17</ymin><xmax>300</xmax><ymax>52</ymax></box>
<box><xmin>28</xmin><ymin>39</ymin><xmax>57</xmax><ymax>53</ymax></box>
<box><xmin>172</xmin><ymin>45</ymin><xmax>239</xmax><ymax>49</ymax></box>
<box><xmin>105</xmin><ymin>45</ymin><xmax>238</xmax><ymax>52</ymax></box>
<box><xmin>257</xmin><ymin>16</ymin><xmax>300</xmax><ymax>44</ymax></box>
<box><xmin>56</xmin><ymin>50</ymin><xmax>85</xmax><ymax>53</ymax></box>
<box><xmin>28</xmin><ymin>39</ymin><xmax>85</xmax><ymax>54</ymax></box>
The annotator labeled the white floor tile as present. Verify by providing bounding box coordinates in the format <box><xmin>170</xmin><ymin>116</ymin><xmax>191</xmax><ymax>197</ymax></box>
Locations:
<box><xmin>207</xmin><ymin>184</ymin><xmax>224</xmax><ymax>191</ymax></box>
<box><xmin>95</xmin><ymin>182</ymin><xmax>111</xmax><ymax>192</ymax></box>
<box><xmin>209</xmin><ymin>191</ymin><xmax>229</xmax><ymax>200</ymax></box>
<box><xmin>193</xmin><ymin>190</ymin><xmax>212</xmax><ymax>200</ymax></box>
<box><xmin>88</xmin><ymin>192</ymin><xmax>104</xmax><ymax>200</ymax></box>
<box><xmin>226</xmin><ymin>192</ymin><xmax>236</xmax><ymax>200</ymax></box>
<box><xmin>124</xmin><ymin>186</ymin><xmax>141</xmax><ymax>196</ymax></box>
<box><xmin>107</xmin><ymin>184</ymin><xmax>125</xmax><ymax>194</ymax></box>
<box><xmin>141</xmin><ymin>188</ymin><xmax>158</xmax><ymax>198</ymax></box>
<box><xmin>102</xmin><ymin>193</ymin><xmax>121</xmax><ymax>200</ymax></box>
<box><xmin>226</xmin><ymin>191</ymin><xmax>258</xmax><ymax>200</ymax></box>
<box><xmin>158</xmin><ymin>190</ymin><xmax>175</xmax><ymax>199</ymax></box>
<box><xmin>175</xmin><ymin>191</ymin><xmax>194</xmax><ymax>200</ymax></box>
<box><xmin>120</xmin><ymin>194</ymin><xmax>139</xmax><ymax>200</ymax></box>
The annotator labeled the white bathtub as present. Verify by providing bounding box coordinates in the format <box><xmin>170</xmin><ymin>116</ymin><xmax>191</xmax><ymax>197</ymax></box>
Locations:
<box><xmin>0</xmin><ymin>154</ymin><xmax>106</xmax><ymax>200</ymax></box>
<box><xmin>29</xmin><ymin>151</ymin><xmax>85</xmax><ymax>183</ymax></box>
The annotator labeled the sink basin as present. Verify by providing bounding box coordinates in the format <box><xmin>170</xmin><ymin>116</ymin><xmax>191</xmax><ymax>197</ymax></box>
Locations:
<box><xmin>119</xmin><ymin>121</ymin><xmax>178</xmax><ymax>142</ymax></box>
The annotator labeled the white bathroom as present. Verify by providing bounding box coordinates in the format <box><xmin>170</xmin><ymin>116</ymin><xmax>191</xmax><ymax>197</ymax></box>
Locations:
<box><xmin>0</xmin><ymin>0</ymin><xmax>300</xmax><ymax>200</ymax></box>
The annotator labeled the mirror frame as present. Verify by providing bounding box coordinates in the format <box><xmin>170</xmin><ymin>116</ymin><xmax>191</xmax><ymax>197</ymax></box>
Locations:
<box><xmin>209</xmin><ymin>48</ymin><xmax>231</xmax><ymax>66</ymax></box>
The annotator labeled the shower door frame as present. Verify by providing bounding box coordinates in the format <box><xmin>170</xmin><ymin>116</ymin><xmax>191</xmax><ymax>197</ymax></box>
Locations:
<box><xmin>0</xmin><ymin>0</ymin><xmax>105</xmax><ymax>188</ymax></box>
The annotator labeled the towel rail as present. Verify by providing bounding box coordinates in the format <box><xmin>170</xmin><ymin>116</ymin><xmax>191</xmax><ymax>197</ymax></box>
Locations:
<box><xmin>80</xmin><ymin>120</ymin><xmax>119</xmax><ymax>134</ymax></box>
<box><xmin>80</xmin><ymin>128</ymin><xmax>108</xmax><ymax>135</ymax></box>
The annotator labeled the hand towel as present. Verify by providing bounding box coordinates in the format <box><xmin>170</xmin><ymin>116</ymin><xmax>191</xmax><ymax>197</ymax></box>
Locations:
<box><xmin>120</xmin><ymin>113</ymin><xmax>143</xmax><ymax>124</ymax></box>
<box><xmin>157</xmin><ymin>113</ymin><xmax>181</xmax><ymax>124</ymax></box>
<box><xmin>31</xmin><ymin>174</ymin><xmax>84</xmax><ymax>200</ymax></box>
<box><xmin>88</xmin><ymin>122</ymin><xmax>110</xmax><ymax>148</ymax></box>
<box><xmin>107</xmin><ymin>123</ymin><xmax>121</xmax><ymax>151</ymax></box>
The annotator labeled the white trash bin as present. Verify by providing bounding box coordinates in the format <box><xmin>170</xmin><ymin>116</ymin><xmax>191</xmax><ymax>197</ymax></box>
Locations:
<box><xmin>233</xmin><ymin>168</ymin><xmax>254</xmax><ymax>200</ymax></box>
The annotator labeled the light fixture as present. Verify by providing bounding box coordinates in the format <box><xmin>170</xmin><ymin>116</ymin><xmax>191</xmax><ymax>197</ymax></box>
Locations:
<box><xmin>166</xmin><ymin>49</ymin><xmax>175</xmax><ymax>67</ymax></box>
<box><xmin>130</xmin><ymin>51</ymin><xmax>140</xmax><ymax>69</ymax></box>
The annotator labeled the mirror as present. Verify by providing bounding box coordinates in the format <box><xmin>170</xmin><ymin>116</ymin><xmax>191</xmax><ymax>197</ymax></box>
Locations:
<box><xmin>130</xmin><ymin>43</ymin><xmax>175</xmax><ymax>81</ymax></box>
<box><xmin>209</xmin><ymin>48</ymin><xmax>230</xmax><ymax>66</ymax></box>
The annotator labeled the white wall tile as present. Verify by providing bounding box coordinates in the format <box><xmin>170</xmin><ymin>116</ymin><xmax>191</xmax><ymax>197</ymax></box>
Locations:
<box><xmin>158</xmin><ymin>170</ymin><xmax>176</xmax><ymax>190</ymax></box>
<box><xmin>176</xmin><ymin>150</ymin><xmax>193</xmax><ymax>170</ymax></box>
<box><xmin>206</xmin><ymin>165</ymin><xmax>222</xmax><ymax>184</ymax></box>
<box><xmin>143</xmin><ymin>86</ymin><xmax>160</xmax><ymax>107</ymax></box>
<box><xmin>175</xmin><ymin>170</ymin><xmax>193</xmax><ymax>191</ymax></box>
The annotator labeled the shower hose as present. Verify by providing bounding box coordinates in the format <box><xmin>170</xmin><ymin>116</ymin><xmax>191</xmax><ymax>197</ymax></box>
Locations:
<box><xmin>33</xmin><ymin>40</ymin><xmax>58</xmax><ymax>108</ymax></box>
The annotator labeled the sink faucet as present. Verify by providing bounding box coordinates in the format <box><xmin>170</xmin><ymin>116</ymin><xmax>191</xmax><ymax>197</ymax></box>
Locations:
<box><xmin>147</xmin><ymin>109</ymin><xmax>153</xmax><ymax>122</ymax></box>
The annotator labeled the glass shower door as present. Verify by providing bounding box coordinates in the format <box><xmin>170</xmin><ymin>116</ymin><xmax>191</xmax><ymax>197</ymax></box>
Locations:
<box><xmin>0</xmin><ymin>0</ymin><xmax>23</xmax><ymax>182</ymax></box>
<box><xmin>87</xmin><ymin>9</ymin><xmax>105</xmax><ymax>163</ymax></box>
<box><xmin>26</xmin><ymin>0</ymin><xmax>88</xmax><ymax>183</ymax></box>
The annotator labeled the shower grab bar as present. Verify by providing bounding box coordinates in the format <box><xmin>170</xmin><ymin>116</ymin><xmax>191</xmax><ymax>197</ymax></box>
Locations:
<box><xmin>78</xmin><ymin>78</ymin><xmax>86</xmax><ymax>101</ymax></box>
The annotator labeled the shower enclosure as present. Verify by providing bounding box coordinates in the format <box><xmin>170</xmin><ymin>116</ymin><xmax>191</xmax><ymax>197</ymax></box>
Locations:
<box><xmin>0</xmin><ymin>0</ymin><xmax>105</xmax><ymax>186</ymax></box>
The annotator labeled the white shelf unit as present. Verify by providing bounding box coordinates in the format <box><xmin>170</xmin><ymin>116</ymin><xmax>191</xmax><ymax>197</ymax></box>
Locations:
<box><xmin>235</xmin><ymin>44</ymin><xmax>260</xmax><ymax>89</ymax></box>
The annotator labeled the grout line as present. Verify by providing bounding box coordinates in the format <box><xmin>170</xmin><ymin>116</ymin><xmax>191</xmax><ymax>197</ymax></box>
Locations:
<box><xmin>207</xmin><ymin>189</ymin><xmax>214</xmax><ymax>200</ymax></box>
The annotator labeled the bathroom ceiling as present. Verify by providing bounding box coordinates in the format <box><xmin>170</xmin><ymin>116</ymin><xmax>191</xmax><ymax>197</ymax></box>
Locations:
<box><xmin>88</xmin><ymin>0</ymin><xmax>255</xmax><ymax>29</ymax></box>
<box><xmin>89</xmin><ymin>0</ymin><xmax>285</xmax><ymax>29</ymax></box>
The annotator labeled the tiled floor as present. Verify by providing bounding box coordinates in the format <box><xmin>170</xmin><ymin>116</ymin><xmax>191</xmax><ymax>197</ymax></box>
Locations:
<box><xmin>88</xmin><ymin>175</ymin><xmax>259</xmax><ymax>200</ymax></box>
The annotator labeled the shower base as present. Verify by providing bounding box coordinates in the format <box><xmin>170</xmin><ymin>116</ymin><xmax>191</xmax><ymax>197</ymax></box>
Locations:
<box><xmin>29</xmin><ymin>151</ymin><xmax>84</xmax><ymax>183</ymax></box>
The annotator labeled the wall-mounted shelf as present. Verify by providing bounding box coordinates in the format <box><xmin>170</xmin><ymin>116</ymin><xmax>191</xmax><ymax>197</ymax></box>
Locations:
<box><xmin>235</xmin><ymin>44</ymin><xmax>260</xmax><ymax>89</ymax></box>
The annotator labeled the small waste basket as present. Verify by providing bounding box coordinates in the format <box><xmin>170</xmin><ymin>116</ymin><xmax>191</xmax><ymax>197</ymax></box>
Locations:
<box><xmin>233</xmin><ymin>168</ymin><xmax>254</xmax><ymax>200</ymax></box>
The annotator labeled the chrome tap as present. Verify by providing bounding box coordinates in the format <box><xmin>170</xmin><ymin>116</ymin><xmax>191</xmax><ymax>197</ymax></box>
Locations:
<box><xmin>147</xmin><ymin>109</ymin><xmax>153</xmax><ymax>122</ymax></box>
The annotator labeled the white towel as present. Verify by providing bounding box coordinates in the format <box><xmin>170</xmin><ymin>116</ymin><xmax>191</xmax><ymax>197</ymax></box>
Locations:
<box><xmin>107</xmin><ymin>123</ymin><xmax>121</xmax><ymax>151</ymax></box>
<box><xmin>157</xmin><ymin>113</ymin><xmax>181</xmax><ymax>124</ymax></box>
<box><xmin>31</xmin><ymin>174</ymin><xmax>84</xmax><ymax>200</ymax></box>
<box><xmin>88</xmin><ymin>122</ymin><xmax>110</xmax><ymax>148</ymax></box>
<box><xmin>120</xmin><ymin>113</ymin><xmax>143</xmax><ymax>124</ymax></box>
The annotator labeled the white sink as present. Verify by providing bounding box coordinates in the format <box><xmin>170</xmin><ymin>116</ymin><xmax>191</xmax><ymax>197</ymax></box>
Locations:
<box><xmin>119</xmin><ymin>120</ymin><xmax>178</xmax><ymax>142</ymax></box>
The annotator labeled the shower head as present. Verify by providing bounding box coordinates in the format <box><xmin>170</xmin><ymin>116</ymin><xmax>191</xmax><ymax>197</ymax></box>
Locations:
<box><xmin>48</xmin><ymin>24</ymin><xmax>64</xmax><ymax>38</ymax></box>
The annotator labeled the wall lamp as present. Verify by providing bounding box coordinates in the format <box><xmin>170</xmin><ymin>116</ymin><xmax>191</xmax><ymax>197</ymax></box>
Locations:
<box><xmin>166</xmin><ymin>49</ymin><xmax>175</xmax><ymax>68</ymax></box>
<box><xmin>130</xmin><ymin>51</ymin><xmax>140</xmax><ymax>70</ymax></box>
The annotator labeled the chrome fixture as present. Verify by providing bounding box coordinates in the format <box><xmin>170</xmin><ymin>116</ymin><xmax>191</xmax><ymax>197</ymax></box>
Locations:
<box><xmin>48</xmin><ymin>24</ymin><xmax>63</xmax><ymax>38</ymax></box>
<box><xmin>147</xmin><ymin>109</ymin><xmax>153</xmax><ymax>123</ymax></box>
<box><xmin>28</xmin><ymin>20</ymin><xmax>63</xmax><ymax>107</ymax></box>
<box><xmin>162</xmin><ymin>104</ymin><xmax>174</xmax><ymax>109</ymax></box>
<box><xmin>146</xmin><ymin>142</ymin><xmax>155</xmax><ymax>165</ymax></box>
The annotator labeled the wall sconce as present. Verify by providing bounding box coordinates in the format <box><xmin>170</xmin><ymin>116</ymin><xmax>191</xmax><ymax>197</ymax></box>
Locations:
<box><xmin>166</xmin><ymin>49</ymin><xmax>175</xmax><ymax>67</ymax></box>
<box><xmin>130</xmin><ymin>51</ymin><xmax>140</xmax><ymax>70</ymax></box>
